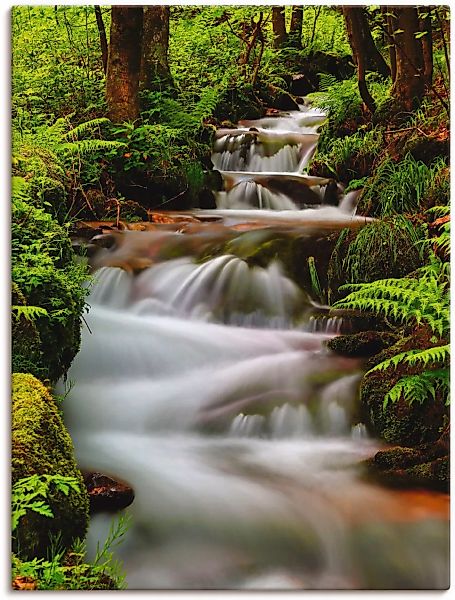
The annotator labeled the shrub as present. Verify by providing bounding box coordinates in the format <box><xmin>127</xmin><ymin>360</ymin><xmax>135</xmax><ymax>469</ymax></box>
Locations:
<box><xmin>12</xmin><ymin>179</ymin><xmax>88</xmax><ymax>381</ymax></box>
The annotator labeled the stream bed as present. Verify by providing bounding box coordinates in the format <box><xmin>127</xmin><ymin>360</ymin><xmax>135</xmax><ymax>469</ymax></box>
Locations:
<box><xmin>62</xmin><ymin>104</ymin><xmax>449</xmax><ymax>590</ymax></box>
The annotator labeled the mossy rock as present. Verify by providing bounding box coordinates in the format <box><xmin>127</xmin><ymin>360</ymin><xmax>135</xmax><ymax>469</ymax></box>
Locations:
<box><xmin>359</xmin><ymin>337</ymin><xmax>447</xmax><ymax>446</ymax></box>
<box><xmin>365</xmin><ymin>444</ymin><xmax>449</xmax><ymax>492</ymax></box>
<box><xmin>327</xmin><ymin>331</ymin><xmax>400</xmax><ymax>358</ymax></box>
<box><xmin>12</xmin><ymin>373</ymin><xmax>89</xmax><ymax>559</ymax></box>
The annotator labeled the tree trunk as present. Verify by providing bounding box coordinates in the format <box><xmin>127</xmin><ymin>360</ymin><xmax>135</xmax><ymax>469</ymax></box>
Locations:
<box><xmin>381</xmin><ymin>6</ymin><xmax>397</xmax><ymax>82</ymax></box>
<box><xmin>391</xmin><ymin>7</ymin><xmax>425</xmax><ymax>111</ymax></box>
<box><xmin>344</xmin><ymin>7</ymin><xmax>390</xmax><ymax>79</ymax></box>
<box><xmin>140</xmin><ymin>6</ymin><xmax>174</xmax><ymax>94</ymax></box>
<box><xmin>343</xmin><ymin>7</ymin><xmax>377</xmax><ymax>113</ymax></box>
<box><xmin>419</xmin><ymin>6</ymin><xmax>433</xmax><ymax>87</ymax></box>
<box><xmin>94</xmin><ymin>6</ymin><xmax>108</xmax><ymax>74</ymax></box>
<box><xmin>106</xmin><ymin>7</ymin><xmax>143</xmax><ymax>122</ymax></box>
<box><xmin>272</xmin><ymin>7</ymin><xmax>287</xmax><ymax>48</ymax></box>
<box><xmin>289</xmin><ymin>6</ymin><xmax>303</xmax><ymax>49</ymax></box>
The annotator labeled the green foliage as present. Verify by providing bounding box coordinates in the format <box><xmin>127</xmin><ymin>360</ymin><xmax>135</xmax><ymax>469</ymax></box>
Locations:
<box><xmin>335</xmin><ymin>260</ymin><xmax>449</xmax><ymax>409</ymax></box>
<box><xmin>361</xmin><ymin>154</ymin><xmax>448</xmax><ymax>217</ymax></box>
<box><xmin>12</xmin><ymin>513</ymin><xmax>130</xmax><ymax>590</ymax></box>
<box><xmin>12</xmin><ymin>475</ymin><xmax>81</xmax><ymax>533</ymax></box>
<box><xmin>309</xmin><ymin>76</ymin><xmax>362</xmax><ymax>129</ymax></box>
<box><xmin>382</xmin><ymin>369</ymin><xmax>449</xmax><ymax>409</ymax></box>
<box><xmin>12</xmin><ymin>184</ymin><xmax>88</xmax><ymax>381</ymax></box>
<box><xmin>336</xmin><ymin>263</ymin><xmax>449</xmax><ymax>337</ymax></box>
<box><xmin>12</xmin><ymin>6</ymin><xmax>107</xmax><ymax>127</ymax></box>
<box><xmin>313</xmin><ymin>126</ymin><xmax>384</xmax><ymax>180</ymax></box>
<box><xmin>307</xmin><ymin>256</ymin><xmax>324</xmax><ymax>302</ymax></box>
<box><xmin>12</xmin><ymin>305</ymin><xmax>48</xmax><ymax>322</ymax></box>
<box><xmin>328</xmin><ymin>217</ymin><xmax>424</xmax><ymax>298</ymax></box>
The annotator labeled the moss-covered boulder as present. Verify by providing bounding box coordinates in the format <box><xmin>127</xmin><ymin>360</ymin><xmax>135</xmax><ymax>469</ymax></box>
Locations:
<box><xmin>359</xmin><ymin>336</ymin><xmax>447</xmax><ymax>446</ymax></box>
<box><xmin>365</xmin><ymin>430</ymin><xmax>449</xmax><ymax>492</ymax></box>
<box><xmin>12</xmin><ymin>373</ymin><xmax>89</xmax><ymax>559</ymax></box>
<box><xmin>12</xmin><ymin>189</ymin><xmax>88</xmax><ymax>381</ymax></box>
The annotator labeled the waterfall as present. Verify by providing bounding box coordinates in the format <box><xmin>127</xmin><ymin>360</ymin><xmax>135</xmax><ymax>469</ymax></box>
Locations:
<box><xmin>62</xmin><ymin>102</ymin><xmax>449</xmax><ymax>591</ymax></box>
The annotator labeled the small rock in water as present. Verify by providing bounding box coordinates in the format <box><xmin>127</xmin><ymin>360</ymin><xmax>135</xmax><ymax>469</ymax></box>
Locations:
<box><xmin>83</xmin><ymin>472</ymin><xmax>135</xmax><ymax>514</ymax></box>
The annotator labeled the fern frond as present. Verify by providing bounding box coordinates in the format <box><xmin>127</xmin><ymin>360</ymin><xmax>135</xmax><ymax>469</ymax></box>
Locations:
<box><xmin>63</xmin><ymin>118</ymin><xmax>111</xmax><ymax>141</ymax></box>
<box><xmin>60</xmin><ymin>139</ymin><xmax>125</xmax><ymax>157</ymax></box>
<box><xmin>383</xmin><ymin>368</ymin><xmax>449</xmax><ymax>408</ymax></box>
<box><xmin>12</xmin><ymin>305</ymin><xmax>49</xmax><ymax>321</ymax></box>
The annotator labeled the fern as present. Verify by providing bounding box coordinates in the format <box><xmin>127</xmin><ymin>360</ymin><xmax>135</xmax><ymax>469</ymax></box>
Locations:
<box><xmin>336</xmin><ymin>266</ymin><xmax>449</xmax><ymax>337</ymax></box>
<box><xmin>318</xmin><ymin>72</ymin><xmax>338</xmax><ymax>92</ymax></box>
<box><xmin>334</xmin><ymin>260</ymin><xmax>449</xmax><ymax>408</ymax></box>
<box><xmin>383</xmin><ymin>369</ymin><xmax>449</xmax><ymax>409</ymax></box>
<box><xmin>60</xmin><ymin>139</ymin><xmax>125</xmax><ymax>158</ymax></box>
<box><xmin>369</xmin><ymin>345</ymin><xmax>450</xmax><ymax>374</ymax></box>
<box><xmin>12</xmin><ymin>305</ymin><xmax>49</xmax><ymax>321</ymax></box>
<box><xmin>63</xmin><ymin>118</ymin><xmax>111</xmax><ymax>142</ymax></box>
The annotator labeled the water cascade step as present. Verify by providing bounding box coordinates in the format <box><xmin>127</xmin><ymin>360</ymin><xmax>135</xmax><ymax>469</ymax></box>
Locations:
<box><xmin>62</xmin><ymin>102</ymin><xmax>448</xmax><ymax>590</ymax></box>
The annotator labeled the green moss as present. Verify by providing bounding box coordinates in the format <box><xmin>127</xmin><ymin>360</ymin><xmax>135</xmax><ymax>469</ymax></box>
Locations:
<box><xmin>12</xmin><ymin>373</ymin><xmax>89</xmax><ymax>559</ymax></box>
<box><xmin>327</xmin><ymin>331</ymin><xmax>400</xmax><ymax>358</ymax></box>
<box><xmin>365</xmin><ymin>449</ymin><xmax>449</xmax><ymax>492</ymax></box>
<box><xmin>11</xmin><ymin>283</ymin><xmax>46</xmax><ymax>379</ymax></box>
<box><xmin>360</xmin><ymin>361</ymin><xmax>446</xmax><ymax>446</ymax></box>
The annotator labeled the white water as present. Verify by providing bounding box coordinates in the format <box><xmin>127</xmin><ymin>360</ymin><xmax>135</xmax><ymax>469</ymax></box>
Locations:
<box><xmin>62</xmin><ymin>104</ymin><xmax>449</xmax><ymax>590</ymax></box>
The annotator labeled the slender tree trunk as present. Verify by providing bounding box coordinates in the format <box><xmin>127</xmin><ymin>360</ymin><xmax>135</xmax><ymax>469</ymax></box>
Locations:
<box><xmin>391</xmin><ymin>6</ymin><xmax>425</xmax><ymax>111</ymax></box>
<box><xmin>344</xmin><ymin>7</ymin><xmax>390</xmax><ymax>79</ymax></box>
<box><xmin>289</xmin><ymin>6</ymin><xmax>303</xmax><ymax>49</ymax></box>
<box><xmin>436</xmin><ymin>6</ymin><xmax>450</xmax><ymax>80</ymax></box>
<box><xmin>309</xmin><ymin>6</ymin><xmax>322</xmax><ymax>49</ymax></box>
<box><xmin>272</xmin><ymin>7</ymin><xmax>287</xmax><ymax>48</ymax></box>
<box><xmin>139</xmin><ymin>6</ymin><xmax>174</xmax><ymax>94</ymax></box>
<box><xmin>342</xmin><ymin>7</ymin><xmax>376</xmax><ymax>113</ymax></box>
<box><xmin>381</xmin><ymin>6</ymin><xmax>396</xmax><ymax>82</ymax></box>
<box><xmin>94</xmin><ymin>6</ymin><xmax>108</xmax><ymax>74</ymax></box>
<box><xmin>419</xmin><ymin>6</ymin><xmax>433</xmax><ymax>87</ymax></box>
<box><xmin>106</xmin><ymin>7</ymin><xmax>143</xmax><ymax>122</ymax></box>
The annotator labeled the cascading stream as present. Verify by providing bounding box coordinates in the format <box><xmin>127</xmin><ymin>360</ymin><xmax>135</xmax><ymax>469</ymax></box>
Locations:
<box><xmin>62</xmin><ymin>103</ymin><xmax>449</xmax><ymax>590</ymax></box>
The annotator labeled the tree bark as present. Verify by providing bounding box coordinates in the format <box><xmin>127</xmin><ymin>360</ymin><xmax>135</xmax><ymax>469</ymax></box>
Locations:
<box><xmin>344</xmin><ymin>7</ymin><xmax>390</xmax><ymax>79</ymax></box>
<box><xmin>419</xmin><ymin>6</ymin><xmax>433</xmax><ymax>88</ymax></box>
<box><xmin>289</xmin><ymin>6</ymin><xmax>303</xmax><ymax>49</ymax></box>
<box><xmin>381</xmin><ymin>6</ymin><xmax>397</xmax><ymax>82</ymax></box>
<box><xmin>139</xmin><ymin>6</ymin><xmax>174</xmax><ymax>94</ymax></box>
<box><xmin>343</xmin><ymin>7</ymin><xmax>377</xmax><ymax>113</ymax></box>
<box><xmin>94</xmin><ymin>6</ymin><xmax>108</xmax><ymax>74</ymax></box>
<box><xmin>391</xmin><ymin>7</ymin><xmax>425</xmax><ymax>111</ymax></box>
<box><xmin>272</xmin><ymin>7</ymin><xmax>287</xmax><ymax>48</ymax></box>
<box><xmin>106</xmin><ymin>7</ymin><xmax>143</xmax><ymax>122</ymax></box>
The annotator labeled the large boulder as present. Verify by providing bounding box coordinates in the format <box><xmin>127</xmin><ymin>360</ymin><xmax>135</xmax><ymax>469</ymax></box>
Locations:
<box><xmin>12</xmin><ymin>373</ymin><xmax>89</xmax><ymax>559</ymax></box>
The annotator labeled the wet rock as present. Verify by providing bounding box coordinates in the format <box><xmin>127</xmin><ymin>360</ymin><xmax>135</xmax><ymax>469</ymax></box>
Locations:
<box><xmin>83</xmin><ymin>472</ymin><xmax>135</xmax><ymax>514</ymax></box>
<box><xmin>361</xmin><ymin>380</ymin><xmax>445</xmax><ymax>447</ymax></box>
<box><xmin>327</xmin><ymin>331</ymin><xmax>400</xmax><ymax>358</ymax></box>
<box><xmin>365</xmin><ymin>437</ymin><xmax>449</xmax><ymax>492</ymax></box>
